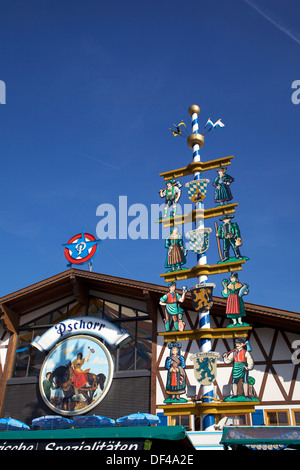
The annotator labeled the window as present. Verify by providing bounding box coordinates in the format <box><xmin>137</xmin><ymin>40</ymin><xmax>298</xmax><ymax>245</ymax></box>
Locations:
<box><xmin>89</xmin><ymin>297</ymin><xmax>152</xmax><ymax>372</ymax></box>
<box><xmin>224</xmin><ymin>414</ymin><xmax>248</xmax><ymax>426</ymax></box>
<box><xmin>292</xmin><ymin>410</ymin><xmax>300</xmax><ymax>425</ymax></box>
<box><xmin>112</xmin><ymin>318</ymin><xmax>152</xmax><ymax>372</ymax></box>
<box><xmin>168</xmin><ymin>415</ymin><xmax>191</xmax><ymax>430</ymax></box>
<box><xmin>12</xmin><ymin>297</ymin><xmax>152</xmax><ymax>378</ymax></box>
<box><xmin>13</xmin><ymin>330</ymin><xmax>47</xmax><ymax>378</ymax></box>
<box><xmin>104</xmin><ymin>301</ymin><xmax>120</xmax><ymax>320</ymax></box>
<box><xmin>265</xmin><ymin>410</ymin><xmax>290</xmax><ymax>426</ymax></box>
<box><xmin>136</xmin><ymin>319</ymin><xmax>152</xmax><ymax>370</ymax></box>
<box><xmin>194</xmin><ymin>414</ymin><xmax>249</xmax><ymax>430</ymax></box>
<box><xmin>13</xmin><ymin>301</ymin><xmax>82</xmax><ymax>378</ymax></box>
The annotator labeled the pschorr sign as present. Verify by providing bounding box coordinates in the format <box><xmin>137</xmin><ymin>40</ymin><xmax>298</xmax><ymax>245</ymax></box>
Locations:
<box><xmin>31</xmin><ymin>316</ymin><xmax>131</xmax><ymax>351</ymax></box>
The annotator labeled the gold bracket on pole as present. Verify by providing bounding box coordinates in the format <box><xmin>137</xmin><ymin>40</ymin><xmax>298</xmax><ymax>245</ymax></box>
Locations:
<box><xmin>157</xmin><ymin>401</ymin><xmax>259</xmax><ymax>417</ymax></box>
<box><xmin>158</xmin><ymin>203</ymin><xmax>239</xmax><ymax>228</ymax></box>
<box><xmin>158</xmin><ymin>325</ymin><xmax>252</xmax><ymax>342</ymax></box>
<box><xmin>160</xmin><ymin>260</ymin><xmax>245</xmax><ymax>282</ymax></box>
<box><xmin>159</xmin><ymin>155</ymin><xmax>234</xmax><ymax>181</ymax></box>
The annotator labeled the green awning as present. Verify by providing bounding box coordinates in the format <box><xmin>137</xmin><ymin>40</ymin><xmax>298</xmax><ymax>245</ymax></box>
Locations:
<box><xmin>221</xmin><ymin>426</ymin><xmax>300</xmax><ymax>449</ymax></box>
<box><xmin>0</xmin><ymin>425</ymin><xmax>187</xmax><ymax>441</ymax></box>
<box><xmin>0</xmin><ymin>425</ymin><xmax>195</xmax><ymax>450</ymax></box>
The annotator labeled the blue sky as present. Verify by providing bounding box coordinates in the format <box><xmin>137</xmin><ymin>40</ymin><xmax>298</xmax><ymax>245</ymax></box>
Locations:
<box><xmin>0</xmin><ymin>0</ymin><xmax>300</xmax><ymax>313</ymax></box>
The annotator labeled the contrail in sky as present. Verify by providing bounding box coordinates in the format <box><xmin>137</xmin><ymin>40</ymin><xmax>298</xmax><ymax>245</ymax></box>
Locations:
<box><xmin>244</xmin><ymin>0</ymin><xmax>300</xmax><ymax>47</ymax></box>
<box><xmin>75</xmin><ymin>149</ymin><xmax>120</xmax><ymax>170</ymax></box>
<box><xmin>68</xmin><ymin>147</ymin><xmax>120</xmax><ymax>170</ymax></box>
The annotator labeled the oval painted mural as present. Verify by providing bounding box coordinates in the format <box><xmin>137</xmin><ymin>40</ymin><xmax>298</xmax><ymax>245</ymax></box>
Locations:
<box><xmin>39</xmin><ymin>334</ymin><xmax>114</xmax><ymax>415</ymax></box>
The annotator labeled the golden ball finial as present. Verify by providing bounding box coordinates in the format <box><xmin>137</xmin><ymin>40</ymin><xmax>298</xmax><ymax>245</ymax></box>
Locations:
<box><xmin>188</xmin><ymin>105</ymin><xmax>200</xmax><ymax>116</ymax></box>
<box><xmin>187</xmin><ymin>133</ymin><xmax>205</xmax><ymax>149</ymax></box>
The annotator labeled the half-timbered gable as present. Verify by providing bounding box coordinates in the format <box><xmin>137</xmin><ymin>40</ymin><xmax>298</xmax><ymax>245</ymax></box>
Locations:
<box><xmin>0</xmin><ymin>268</ymin><xmax>299</xmax><ymax>431</ymax></box>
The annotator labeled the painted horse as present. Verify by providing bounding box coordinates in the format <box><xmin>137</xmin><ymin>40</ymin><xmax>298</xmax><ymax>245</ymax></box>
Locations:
<box><xmin>49</xmin><ymin>362</ymin><xmax>106</xmax><ymax>411</ymax></box>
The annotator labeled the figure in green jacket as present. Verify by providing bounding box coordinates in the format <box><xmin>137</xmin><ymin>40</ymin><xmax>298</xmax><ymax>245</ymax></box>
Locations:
<box><xmin>216</xmin><ymin>214</ymin><xmax>244</xmax><ymax>262</ymax></box>
<box><xmin>159</xmin><ymin>179</ymin><xmax>182</xmax><ymax>218</ymax></box>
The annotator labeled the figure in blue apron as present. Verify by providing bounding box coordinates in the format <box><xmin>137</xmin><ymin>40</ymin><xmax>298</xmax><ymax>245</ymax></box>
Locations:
<box><xmin>213</xmin><ymin>167</ymin><xmax>234</xmax><ymax>205</ymax></box>
<box><xmin>164</xmin><ymin>342</ymin><xmax>187</xmax><ymax>403</ymax></box>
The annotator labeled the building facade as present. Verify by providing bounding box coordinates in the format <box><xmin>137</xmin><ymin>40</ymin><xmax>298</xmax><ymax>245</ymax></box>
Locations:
<box><xmin>0</xmin><ymin>268</ymin><xmax>299</xmax><ymax>438</ymax></box>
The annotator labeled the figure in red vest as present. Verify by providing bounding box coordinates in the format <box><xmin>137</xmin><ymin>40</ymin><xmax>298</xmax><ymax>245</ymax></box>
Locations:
<box><xmin>159</xmin><ymin>282</ymin><xmax>187</xmax><ymax>331</ymax></box>
<box><xmin>222</xmin><ymin>338</ymin><xmax>254</xmax><ymax>399</ymax></box>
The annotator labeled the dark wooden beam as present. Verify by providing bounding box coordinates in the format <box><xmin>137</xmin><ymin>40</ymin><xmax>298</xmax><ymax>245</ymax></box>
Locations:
<box><xmin>70</xmin><ymin>275</ymin><xmax>89</xmax><ymax>307</ymax></box>
<box><xmin>0</xmin><ymin>304</ymin><xmax>20</xmax><ymax>334</ymax></box>
<box><xmin>143</xmin><ymin>289</ymin><xmax>159</xmax><ymax>321</ymax></box>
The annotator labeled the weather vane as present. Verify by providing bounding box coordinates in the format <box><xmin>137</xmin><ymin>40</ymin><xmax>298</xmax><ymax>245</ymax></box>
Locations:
<box><xmin>169</xmin><ymin>115</ymin><xmax>225</xmax><ymax>140</ymax></box>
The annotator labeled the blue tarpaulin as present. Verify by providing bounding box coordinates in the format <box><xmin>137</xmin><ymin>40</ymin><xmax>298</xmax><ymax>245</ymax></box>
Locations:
<box><xmin>0</xmin><ymin>418</ymin><xmax>30</xmax><ymax>431</ymax></box>
<box><xmin>73</xmin><ymin>415</ymin><xmax>115</xmax><ymax>428</ymax></box>
<box><xmin>32</xmin><ymin>415</ymin><xmax>73</xmax><ymax>430</ymax></box>
<box><xmin>117</xmin><ymin>412</ymin><xmax>161</xmax><ymax>426</ymax></box>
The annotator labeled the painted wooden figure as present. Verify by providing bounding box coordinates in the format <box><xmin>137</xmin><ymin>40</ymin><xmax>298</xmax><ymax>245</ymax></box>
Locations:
<box><xmin>221</xmin><ymin>273</ymin><xmax>249</xmax><ymax>327</ymax></box>
<box><xmin>159</xmin><ymin>282</ymin><xmax>187</xmax><ymax>332</ymax></box>
<box><xmin>164</xmin><ymin>342</ymin><xmax>187</xmax><ymax>403</ymax></box>
<box><xmin>164</xmin><ymin>227</ymin><xmax>187</xmax><ymax>272</ymax></box>
<box><xmin>215</xmin><ymin>214</ymin><xmax>247</xmax><ymax>263</ymax></box>
<box><xmin>213</xmin><ymin>167</ymin><xmax>234</xmax><ymax>206</ymax></box>
<box><xmin>222</xmin><ymin>338</ymin><xmax>258</xmax><ymax>402</ymax></box>
<box><xmin>159</xmin><ymin>179</ymin><xmax>182</xmax><ymax>218</ymax></box>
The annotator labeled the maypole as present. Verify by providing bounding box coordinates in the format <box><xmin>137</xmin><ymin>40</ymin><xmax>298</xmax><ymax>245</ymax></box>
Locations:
<box><xmin>187</xmin><ymin>104</ymin><xmax>207</xmax><ymax>280</ymax></box>
<box><xmin>157</xmin><ymin>104</ymin><xmax>258</xmax><ymax>433</ymax></box>
<box><xmin>188</xmin><ymin>105</ymin><xmax>214</xmax><ymax>431</ymax></box>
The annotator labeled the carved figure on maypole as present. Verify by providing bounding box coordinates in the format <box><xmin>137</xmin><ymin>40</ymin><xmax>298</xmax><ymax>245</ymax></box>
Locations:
<box><xmin>221</xmin><ymin>272</ymin><xmax>249</xmax><ymax>327</ymax></box>
<box><xmin>215</xmin><ymin>214</ymin><xmax>248</xmax><ymax>263</ymax></box>
<box><xmin>222</xmin><ymin>338</ymin><xmax>259</xmax><ymax>402</ymax></box>
<box><xmin>213</xmin><ymin>167</ymin><xmax>234</xmax><ymax>206</ymax></box>
<box><xmin>164</xmin><ymin>342</ymin><xmax>187</xmax><ymax>403</ymax></box>
<box><xmin>164</xmin><ymin>227</ymin><xmax>187</xmax><ymax>272</ymax></box>
<box><xmin>159</xmin><ymin>282</ymin><xmax>187</xmax><ymax>332</ymax></box>
<box><xmin>159</xmin><ymin>179</ymin><xmax>182</xmax><ymax>219</ymax></box>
